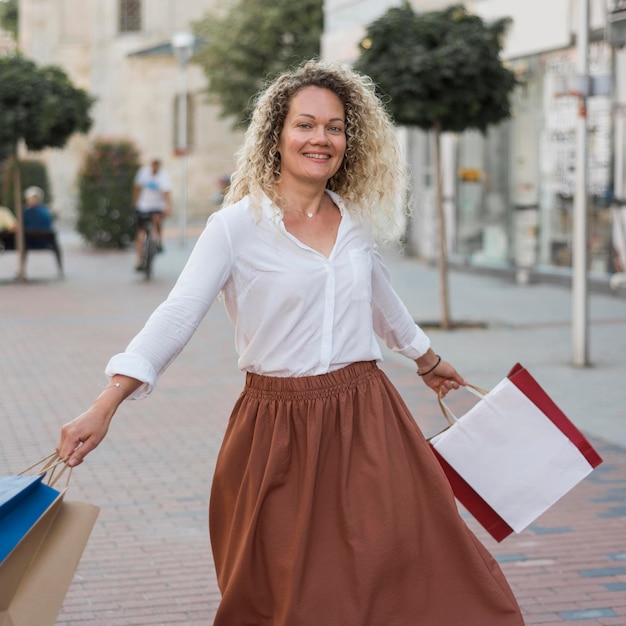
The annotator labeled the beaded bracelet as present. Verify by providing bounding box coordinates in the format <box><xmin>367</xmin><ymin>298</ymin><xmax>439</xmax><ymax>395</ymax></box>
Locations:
<box><xmin>417</xmin><ymin>354</ymin><xmax>442</xmax><ymax>377</ymax></box>
<box><xmin>105</xmin><ymin>382</ymin><xmax>126</xmax><ymax>394</ymax></box>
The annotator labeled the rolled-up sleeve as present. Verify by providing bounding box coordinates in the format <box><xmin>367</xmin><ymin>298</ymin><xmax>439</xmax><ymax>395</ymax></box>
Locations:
<box><xmin>105</xmin><ymin>352</ymin><xmax>158</xmax><ymax>400</ymax></box>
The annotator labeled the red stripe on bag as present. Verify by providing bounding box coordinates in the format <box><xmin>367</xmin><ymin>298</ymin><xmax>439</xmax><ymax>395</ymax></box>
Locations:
<box><xmin>507</xmin><ymin>364</ymin><xmax>603</xmax><ymax>469</ymax></box>
<box><xmin>430</xmin><ymin>446</ymin><xmax>514</xmax><ymax>542</ymax></box>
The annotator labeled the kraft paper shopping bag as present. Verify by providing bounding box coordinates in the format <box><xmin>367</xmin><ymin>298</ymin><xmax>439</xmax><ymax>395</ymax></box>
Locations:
<box><xmin>0</xmin><ymin>491</ymin><xmax>65</xmax><ymax>624</ymax></box>
<box><xmin>429</xmin><ymin>363</ymin><xmax>602</xmax><ymax>541</ymax></box>
<box><xmin>0</xmin><ymin>454</ymin><xmax>100</xmax><ymax>626</ymax></box>
<box><xmin>0</xmin><ymin>499</ymin><xmax>99</xmax><ymax>626</ymax></box>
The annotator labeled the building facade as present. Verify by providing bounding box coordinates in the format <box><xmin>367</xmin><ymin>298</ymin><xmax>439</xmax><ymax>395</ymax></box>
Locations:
<box><xmin>323</xmin><ymin>0</ymin><xmax>625</xmax><ymax>280</ymax></box>
<box><xmin>17</xmin><ymin>0</ymin><xmax>243</xmax><ymax>222</ymax></box>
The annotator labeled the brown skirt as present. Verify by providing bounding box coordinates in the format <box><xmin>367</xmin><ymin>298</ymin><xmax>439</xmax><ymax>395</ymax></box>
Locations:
<box><xmin>209</xmin><ymin>361</ymin><xmax>524</xmax><ymax>625</ymax></box>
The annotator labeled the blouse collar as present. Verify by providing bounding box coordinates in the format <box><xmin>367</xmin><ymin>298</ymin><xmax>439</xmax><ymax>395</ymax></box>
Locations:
<box><xmin>260</xmin><ymin>189</ymin><xmax>346</xmax><ymax>224</ymax></box>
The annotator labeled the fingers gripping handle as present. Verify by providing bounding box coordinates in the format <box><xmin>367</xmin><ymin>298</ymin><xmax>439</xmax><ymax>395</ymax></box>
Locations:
<box><xmin>19</xmin><ymin>451</ymin><xmax>73</xmax><ymax>489</ymax></box>
<box><xmin>437</xmin><ymin>383</ymin><xmax>488</xmax><ymax>426</ymax></box>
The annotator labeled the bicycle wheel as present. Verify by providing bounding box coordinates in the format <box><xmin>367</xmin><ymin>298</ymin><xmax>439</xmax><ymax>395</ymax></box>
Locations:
<box><xmin>143</xmin><ymin>228</ymin><xmax>157</xmax><ymax>280</ymax></box>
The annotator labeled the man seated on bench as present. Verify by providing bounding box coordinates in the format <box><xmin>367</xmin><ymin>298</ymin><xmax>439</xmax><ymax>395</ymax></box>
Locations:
<box><xmin>0</xmin><ymin>188</ymin><xmax>63</xmax><ymax>276</ymax></box>
<box><xmin>23</xmin><ymin>186</ymin><xmax>53</xmax><ymax>246</ymax></box>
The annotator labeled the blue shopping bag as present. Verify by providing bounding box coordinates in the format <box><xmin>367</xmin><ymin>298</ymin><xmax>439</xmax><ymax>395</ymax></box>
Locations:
<box><xmin>0</xmin><ymin>457</ymin><xmax>67</xmax><ymax>564</ymax></box>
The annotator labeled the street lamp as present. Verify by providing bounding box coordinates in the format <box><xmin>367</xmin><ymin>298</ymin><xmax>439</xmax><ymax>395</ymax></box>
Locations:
<box><xmin>171</xmin><ymin>31</ymin><xmax>194</xmax><ymax>247</ymax></box>
<box><xmin>572</xmin><ymin>0</ymin><xmax>589</xmax><ymax>366</ymax></box>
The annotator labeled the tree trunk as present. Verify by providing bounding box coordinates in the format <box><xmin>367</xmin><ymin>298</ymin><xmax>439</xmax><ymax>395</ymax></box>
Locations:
<box><xmin>403</xmin><ymin>127</ymin><xmax>416</xmax><ymax>256</ymax></box>
<box><xmin>434</xmin><ymin>122</ymin><xmax>451</xmax><ymax>329</ymax></box>
<box><xmin>12</xmin><ymin>150</ymin><xmax>26</xmax><ymax>282</ymax></box>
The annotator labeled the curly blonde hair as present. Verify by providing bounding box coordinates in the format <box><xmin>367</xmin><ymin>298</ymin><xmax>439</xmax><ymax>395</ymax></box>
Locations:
<box><xmin>224</xmin><ymin>59</ymin><xmax>409</xmax><ymax>240</ymax></box>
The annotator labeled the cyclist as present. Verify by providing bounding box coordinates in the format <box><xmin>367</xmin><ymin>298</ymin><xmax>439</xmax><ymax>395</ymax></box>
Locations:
<box><xmin>133</xmin><ymin>158</ymin><xmax>172</xmax><ymax>271</ymax></box>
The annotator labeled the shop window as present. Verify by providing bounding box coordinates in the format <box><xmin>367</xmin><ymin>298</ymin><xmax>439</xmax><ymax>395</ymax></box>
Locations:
<box><xmin>119</xmin><ymin>0</ymin><xmax>141</xmax><ymax>33</ymax></box>
<box><xmin>454</xmin><ymin>125</ymin><xmax>512</xmax><ymax>266</ymax></box>
<box><xmin>541</xmin><ymin>46</ymin><xmax>612</xmax><ymax>272</ymax></box>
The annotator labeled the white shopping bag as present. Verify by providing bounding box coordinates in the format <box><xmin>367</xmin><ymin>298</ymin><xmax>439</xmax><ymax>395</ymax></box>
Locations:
<box><xmin>429</xmin><ymin>363</ymin><xmax>602</xmax><ymax>540</ymax></box>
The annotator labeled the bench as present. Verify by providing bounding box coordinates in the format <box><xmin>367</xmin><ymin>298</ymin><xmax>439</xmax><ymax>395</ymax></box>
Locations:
<box><xmin>0</xmin><ymin>229</ymin><xmax>64</xmax><ymax>277</ymax></box>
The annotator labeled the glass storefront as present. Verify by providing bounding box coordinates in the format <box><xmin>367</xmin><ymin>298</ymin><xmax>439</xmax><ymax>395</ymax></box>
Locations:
<box><xmin>539</xmin><ymin>45</ymin><xmax>613</xmax><ymax>274</ymax></box>
<box><xmin>450</xmin><ymin>43</ymin><xmax>614</xmax><ymax>276</ymax></box>
<box><xmin>454</xmin><ymin>127</ymin><xmax>512</xmax><ymax>266</ymax></box>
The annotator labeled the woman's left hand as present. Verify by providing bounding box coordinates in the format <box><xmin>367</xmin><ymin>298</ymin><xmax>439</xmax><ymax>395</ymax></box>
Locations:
<box><xmin>415</xmin><ymin>352</ymin><xmax>466</xmax><ymax>398</ymax></box>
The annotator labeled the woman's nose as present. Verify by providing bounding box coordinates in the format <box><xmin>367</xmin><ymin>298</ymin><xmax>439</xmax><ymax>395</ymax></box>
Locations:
<box><xmin>311</xmin><ymin>126</ymin><xmax>330</xmax><ymax>143</ymax></box>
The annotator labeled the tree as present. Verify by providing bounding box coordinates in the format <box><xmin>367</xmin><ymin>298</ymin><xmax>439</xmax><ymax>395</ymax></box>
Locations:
<box><xmin>0</xmin><ymin>0</ymin><xmax>18</xmax><ymax>40</ymax></box>
<box><xmin>1</xmin><ymin>158</ymin><xmax>52</xmax><ymax>210</ymax></box>
<box><xmin>193</xmin><ymin>0</ymin><xmax>323</xmax><ymax>128</ymax></box>
<box><xmin>0</xmin><ymin>54</ymin><xmax>93</xmax><ymax>280</ymax></box>
<box><xmin>355</xmin><ymin>3</ymin><xmax>517</xmax><ymax>329</ymax></box>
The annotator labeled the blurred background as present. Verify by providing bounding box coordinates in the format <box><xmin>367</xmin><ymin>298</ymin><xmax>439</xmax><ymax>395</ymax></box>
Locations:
<box><xmin>1</xmin><ymin>0</ymin><xmax>625</xmax><ymax>286</ymax></box>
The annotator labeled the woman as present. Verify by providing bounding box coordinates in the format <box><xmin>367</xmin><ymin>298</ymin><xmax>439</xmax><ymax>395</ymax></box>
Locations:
<box><xmin>58</xmin><ymin>60</ymin><xmax>524</xmax><ymax>625</ymax></box>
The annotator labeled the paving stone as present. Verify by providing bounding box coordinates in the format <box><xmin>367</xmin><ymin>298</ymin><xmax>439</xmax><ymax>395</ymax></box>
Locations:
<box><xmin>558</xmin><ymin>608</ymin><xmax>618</xmax><ymax>620</ymax></box>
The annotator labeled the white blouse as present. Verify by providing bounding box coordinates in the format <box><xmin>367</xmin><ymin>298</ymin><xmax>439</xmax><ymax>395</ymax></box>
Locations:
<box><xmin>106</xmin><ymin>191</ymin><xmax>430</xmax><ymax>399</ymax></box>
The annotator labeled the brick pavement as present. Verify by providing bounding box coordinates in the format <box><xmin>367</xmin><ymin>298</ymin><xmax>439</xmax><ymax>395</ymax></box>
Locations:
<box><xmin>1</xmin><ymin>226</ymin><xmax>625</xmax><ymax>625</ymax></box>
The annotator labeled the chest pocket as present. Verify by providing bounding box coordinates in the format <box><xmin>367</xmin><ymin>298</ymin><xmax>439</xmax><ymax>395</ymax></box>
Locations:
<box><xmin>349</xmin><ymin>249</ymin><xmax>372</xmax><ymax>302</ymax></box>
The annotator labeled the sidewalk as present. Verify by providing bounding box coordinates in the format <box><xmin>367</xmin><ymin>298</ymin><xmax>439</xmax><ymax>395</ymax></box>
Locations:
<box><xmin>1</xmin><ymin>225</ymin><xmax>625</xmax><ymax>625</ymax></box>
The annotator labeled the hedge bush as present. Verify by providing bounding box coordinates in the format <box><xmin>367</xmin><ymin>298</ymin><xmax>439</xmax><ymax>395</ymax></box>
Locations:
<box><xmin>76</xmin><ymin>138</ymin><xmax>140</xmax><ymax>248</ymax></box>
<box><xmin>0</xmin><ymin>157</ymin><xmax>52</xmax><ymax>212</ymax></box>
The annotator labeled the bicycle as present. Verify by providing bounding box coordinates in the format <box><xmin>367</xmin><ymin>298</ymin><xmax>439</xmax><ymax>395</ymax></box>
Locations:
<box><xmin>136</xmin><ymin>213</ymin><xmax>159</xmax><ymax>280</ymax></box>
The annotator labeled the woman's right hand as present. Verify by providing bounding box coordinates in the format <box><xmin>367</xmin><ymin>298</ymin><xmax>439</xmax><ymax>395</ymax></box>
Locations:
<box><xmin>57</xmin><ymin>403</ymin><xmax>114</xmax><ymax>467</ymax></box>
<box><xmin>57</xmin><ymin>376</ymin><xmax>139</xmax><ymax>467</ymax></box>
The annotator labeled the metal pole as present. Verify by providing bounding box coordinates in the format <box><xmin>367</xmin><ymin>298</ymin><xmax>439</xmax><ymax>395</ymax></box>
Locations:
<box><xmin>171</xmin><ymin>32</ymin><xmax>193</xmax><ymax>248</ymax></box>
<box><xmin>178</xmin><ymin>63</ymin><xmax>188</xmax><ymax>247</ymax></box>
<box><xmin>572</xmin><ymin>0</ymin><xmax>589</xmax><ymax>366</ymax></box>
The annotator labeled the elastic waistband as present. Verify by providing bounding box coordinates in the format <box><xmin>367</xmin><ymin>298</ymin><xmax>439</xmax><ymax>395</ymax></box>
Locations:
<box><xmin>244</xmin><ymin>361</ymin><xmax>380</xmax><ymax>400</ymax></box>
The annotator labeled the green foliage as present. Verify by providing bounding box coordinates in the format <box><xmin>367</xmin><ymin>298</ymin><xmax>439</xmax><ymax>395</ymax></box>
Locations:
<box><xmin>355</xmin><ymin>3</ymin><xmax>517</xmax><ymax>133</ymax></box>
<box><xmin>76</xmin><ymin>138</ymin><xmax>140</xmax><ymax>249</ymax></box>
<box><xmin>193</xmin><ymin>0</ymin><xmax>323</xmax><ymax>127</ymax></box>
<box><xmin>0</xmin><ymin>157</ymin><xmax>51</xmax><ymax>212</ymax></box>
<box><xmin>0</xmin><ymin>143</ymin><xmax>12</xmax><ymax>163</ymax></box>
<box><xmin>0</xmin><ymin>54</ymin><xmax>94</xmax><ymax>152</ymax></box>
<box><xmin>0</xmin><ymin>0</ymin><xmax>18</xmax><ymax>39</ymax></box>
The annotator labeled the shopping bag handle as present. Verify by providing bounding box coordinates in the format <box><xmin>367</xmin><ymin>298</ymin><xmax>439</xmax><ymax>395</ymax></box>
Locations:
<box><xmin>438</xmin><ymin>383</ymin><xmax>489</xmax><ymax>426</ymax></box>
<box><xmin>18</xmin><ymin>452</ymin><xmax>72</xmax><ymax>489</ymax></box>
